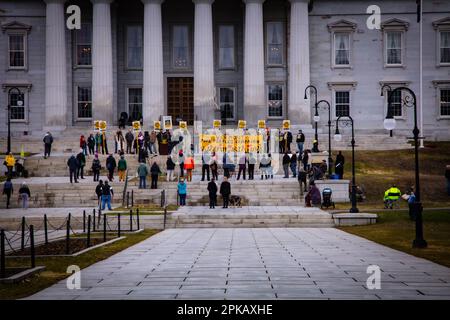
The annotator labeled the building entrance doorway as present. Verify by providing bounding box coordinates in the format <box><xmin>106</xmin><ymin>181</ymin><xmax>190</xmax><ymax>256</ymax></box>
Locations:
<box><xmin>167</xmin><ymin>77</ymin><xmax>194</xmax><ymax>125</ymax></box>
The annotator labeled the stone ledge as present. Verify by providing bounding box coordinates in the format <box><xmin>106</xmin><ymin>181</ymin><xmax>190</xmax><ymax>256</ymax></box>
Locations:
<box><xmin>0</xmin><ymin>266</ymin><xmax>46</xmax><ymax>284</ymax></box>
<box><xmin>332</xmin><ymin>213</ymin><xmax>378</xmax><ymax>226</ymax></box>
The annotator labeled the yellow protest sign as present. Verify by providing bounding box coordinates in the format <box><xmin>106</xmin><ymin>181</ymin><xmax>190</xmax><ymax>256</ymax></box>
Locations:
<box><xmin>154</xmin><ymin>121</ymin><xmax>161</xmax><ymax>130</ymax></box>
<box><xmin>99</xmin><ymin>120</ymin><xmax>107</xmax><ymax>131</ymax></box>
<box><xmin>213</xmin><ymin>119</ymin><xmax>221</xmax><ymax>129</ymax></box>
<box><xmin>282</xmin><ymin>120</ymin><xmax>290</xmax><ymax>130</ymax></box>
<box><xmin>179</xmin><ymin>121</ymin><xmax>187</xmax><ymax>130</ymax></box>
<box><xmin>238</xmin><ymin>120</ymin><xmax>246</xmax><ymax>129</ymax></box>
<box><xmin>132</xmin><ymin>121</ymin><xmax>141</xmax><ymax>131</ymax></box>
<box><xmin>258</xmin><ymin>120</ymin><xmax>266</xmax><ymax>129</ymax></box>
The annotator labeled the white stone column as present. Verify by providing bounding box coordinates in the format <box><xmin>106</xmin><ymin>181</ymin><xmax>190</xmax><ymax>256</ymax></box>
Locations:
<box><xmin>91</xmin><ymin>0</ymin><xmax>114</xmax><ymax>123</ymax></box>
<box><xmin>142</xmin><ymin>0</ymin><xmax>164</xmax><ymax>126</ymax></box>
<box><xmin>243</xmin><ymin>0</ymin><xmax>265</xmax><ymax>126</ymax></box>
<box><xmin>44</xmin><ymin>0</ymin><xmax>67</xmax><ymax>129</ymax></box>
<box><xmin>193</xmin><ymin>0</ymin><xmax>215</xmax><ymax>124</ymax></box>
<box><xmin>289</xmin><ymin>0</ymin><xmax>311</xmax><ymax>124</ymax></box>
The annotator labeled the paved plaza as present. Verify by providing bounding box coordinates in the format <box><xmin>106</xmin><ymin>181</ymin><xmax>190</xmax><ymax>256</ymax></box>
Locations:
<box><xmin>28</xmin><ymin>228</ymin><xmax>450</xmax><ymax>300</ymax></box>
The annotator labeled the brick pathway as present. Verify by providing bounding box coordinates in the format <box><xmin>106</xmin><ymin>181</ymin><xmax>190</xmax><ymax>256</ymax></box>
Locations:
<box><xmin>28</xmin><ymin>228</ymin><xmax>450</xmax><ymax>300</ymax></box>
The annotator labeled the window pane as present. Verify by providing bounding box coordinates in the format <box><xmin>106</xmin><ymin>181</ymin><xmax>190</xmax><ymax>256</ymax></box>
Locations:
<box><xmin>268</xmin><ymin>85</ymin><xmax>283</xmax><ymax>117</ymax></box>
<box><xmin>219</xmin><ymin>87</ymin><xmax>234</xmax><ymax>119</ymax></box>
<box><xmin>387</xmin><ymin>32</ymin><xmax>402</xmax><ymax>64</ymax></box>
<box><xmin>173</xmin><ymin>26</ymin><xmax>189</xmax><ymax>68</ymax></box>
<box><xmin>127</xmin><ymin>25</ymin><xmax>143</xmax><ymax>68</ymax></box>
<box><xmin>76</xmin><ymin>24</ymin><xmax>92</xmax><ymax>65</ymax></box>
<box><xmin>9</xmin><ymin>35</ymin><xmax>25</xmax><ymax>67</ymax></box>
<box><xmin>267</xmin><ymin>22</ymin><xmax>283</xmax><ymax>65</ymax></box>
<box><xmin>440</xmin><ymin>31</ymin><xmax>450</xmax><ymax>64</ymax></box>
<box><xmin>129</xmin><ymin>88</ymin><xmax>143</xmax><ymax>121</ymax></box>
<box><xmin>335</xmin><ymin>33</ymin><xmax>350</xmax><ymax>65</ymax></box>
<box><xmin>390</xmin><ymin>90</ymin><xmax>402</xmax><ymax>117</ymax></box>
<box><xmin>77</xmin><ymin>87</ymin><xmax>92</xmax><ymax>118</ymax></box>
<box><xmin>335</xmin><ymin>91</ymin><xmax>350</xmax><ymax>117</ymax></box>
<box><xmin>9</xmin><ymin>92</ymin><xmax>25</xmax><ymax>120</ymax></box>
<box><xmin>441</xmin><ymin>89</ymin><xmax>450</xmax><ymax>116</ymax></box>
<box><xmin>219</xmin><ymin>25</ymin><xmax>235</xmax><ymax>69</ymax></box>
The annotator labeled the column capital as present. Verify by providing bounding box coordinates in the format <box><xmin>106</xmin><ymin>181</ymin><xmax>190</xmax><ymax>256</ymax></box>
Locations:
<box><xmin>243</xmin><ymin>0</ymin><xmax>265</xmax><ymax>4</ymax></box>
<box><xmin>90</xmin><ymin>0</ymin><xmax>114</xmax><ymax>4</ymax></box>
<box><xmin>193</xmin><ymin>0</ymin><xmax>214</xmax><ymax>4</ymax></box>
<box><xmin>141</xmin><ymin>0</ymin><xmax>164</xmax><ymax>4</ymax></box>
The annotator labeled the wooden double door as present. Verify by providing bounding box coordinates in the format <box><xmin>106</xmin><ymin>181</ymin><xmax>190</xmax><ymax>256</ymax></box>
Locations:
<box><xmin>167</xmin><ymin>77</ymin><xmax>194</xmax><ymax>125</ymax></box>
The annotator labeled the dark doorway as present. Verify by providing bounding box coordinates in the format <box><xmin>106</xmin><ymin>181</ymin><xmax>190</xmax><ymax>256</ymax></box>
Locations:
<box><xmin>167</xmin><ymin>77</ymin><xmax>194</xmax><ymax>125</ymax></box>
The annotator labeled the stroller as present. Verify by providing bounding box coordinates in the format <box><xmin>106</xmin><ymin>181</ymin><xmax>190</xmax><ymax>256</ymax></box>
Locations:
<box><xmin>321</xmin><ymin>188</ymin><xmax>335</xmax><ymax>209</ymax></box>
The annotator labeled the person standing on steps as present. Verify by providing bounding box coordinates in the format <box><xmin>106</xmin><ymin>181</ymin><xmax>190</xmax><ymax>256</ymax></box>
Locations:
<box><xmin>220</xmin><ymin>176</ymin><xmax>231</xmax><ymax>209</ymax></box>
<box><xmin>80</xmin><ymin>135</ymin><xmax>88</xmax><ymax>156</ymax></box>
<box><xmin>4</xmin><ymin>152</ymin><xmax>16</xmax><ymax>179</ymax></box>
<box><xmin>91</xmin><ymin>153</ymin><xmax>101</xmax><ymax>182</ymax></box>
<box><xmin>210</xmin><ymin>151</ymin><xmax>219</xmax><ymax>180</ymax></box>
<box><xmin>2</xmin><ymin>178</ymin><xmax>13</xmax><ymax>209</ymax></box>
<box><xmin>201</xmin><ymin>152</ymin><xmax>211</xmax><ymax>181</ymax></box>
<box><xmin>297</xmin><ymin>165</ymin><xmax>308</xmax><ymax>195</ymax></box>
<box><xmin>18</xmin><ymin>182</ymin><xmax>31</xmax><ymax>209</ymax></box>
<box><xmin>166</xmin><ymin>155</ymin><xmax>176</xmax><ymax>182</ymax></box>
<box><xmin>117</xmin><ymin>154</ymin><xmax>127</xmax><ymax>182</ymax></box>
<box><xmin>335</xmin><ymin>151</ymin><xmax>345</xmax><ymax>179</ymax></box>
<box><xmin>184</xmin><ymin>153</ymin><xmax>195</xmax><ymax>182</ymax></box>
<box><xmin>177</xmin><ymin>177</ymin><xmax>187</xmax><ymax>206</ymax></box>
<box><xmin>125</xmin><ymin>129</ymin><xmax>134</xmax><ymax>154</ymax></box>
<box><xmin>248</xmin><ymin>153</ymin><xmax>256</xmax><ymax>180</ymax></box>
<box><xmin>87</xmin><ymin>133</ymin><xmax>96</xmax><ymax>155</ymax></box>
<box><xmin>207</xmin><ymin>178</ymin><xmax>218</xmax><ymax>209</ymax></box>
<box><xmin>115</xmin><ymin>130</ymin><xmax>125</xmax><ymax>154</ymax></box>
<box><xmin>150</xmin><ymin>161</ymin><xmax>161</xmax><ymax>189</ymax></box>
<box><xmin>43</xmin><ymin>131</ymin><xmax>53</xmax><ymax>159</ymax></box>
<box><xmin>67</xmin><ymin>153</ymin><xmax>79</xmax><ymax>184</ymax></box>
<box><xmin>76</xmin><ymin>148</ymin><xmax>86</xmax><ymax>180</ymax></box>
<box><xmin>101</xmin><ymin>181</ymin><xmax>114</xmax><ymax>211</ymax></box>
<box><xmin>178</xmin><ymin>149</ymin><xmax>185</xmax><ymax>178</ymax></box>
<box><xmin>137</xmin><ymin>160</ymin><xmax>148</xmax><ymax>189</ymax></box>
<box><xmin>237</xmin><ymin>153</ymin><xmax>247</xmax><ymax>181</ymax></box>
<box><xmin>296</xmin><ymin>130</ymin><xmax>305</xmax><ymax>155</ymax></box>
<box><xmin>106</xmin><ymin>154</ymin><xmax>116</xmax><ymax>182</ymax></box>
<box><xmin>95</xmin><ymin>180</ymin><xmax>104</xmax><ymax>208</ymax></box>
<box><xmin>282</xmin><ymin>152</ymin><xmax>291</xmax><ymax>178</ymax></box>
<box><xmin>290</xmin><ymin>152</ymin><xmax>297</xmax><ymax>178</ymax></box>
<box><xmin>95</xmin><ymin>132</ymin><xmax>102</xmax><ymax>154</ymax></box>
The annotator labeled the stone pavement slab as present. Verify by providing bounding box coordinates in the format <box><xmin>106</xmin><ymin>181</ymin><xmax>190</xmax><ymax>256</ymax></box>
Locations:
<box><xmin>27</xmin><ymin>228</ymin><xmax>450</xmax><ymax>300</ymax></box>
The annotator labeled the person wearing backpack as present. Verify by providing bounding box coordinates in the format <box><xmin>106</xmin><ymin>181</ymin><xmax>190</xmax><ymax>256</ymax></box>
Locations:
<box><xmin>2</xmin><ymin>178</ymin><xmax>13</xmax><ymax>209</ymax></box>
<box><xmin>92</xmin><ymin>154</ymin><xmax>101</xmax><ymax>182</ymax></box>
<box><xmin>117</xmin><ymin>155</ymin><xmax>127</xmax><ymax>182</ymax></box>
<box><xmin>95</xmin><ymin>180</ymin><xmax>104</xmax><ymax>208</ymax></box>
<box><xmin>101</xmin><ymin>181</ymin><xmax>114</xmax><ymax>211</ymax></box>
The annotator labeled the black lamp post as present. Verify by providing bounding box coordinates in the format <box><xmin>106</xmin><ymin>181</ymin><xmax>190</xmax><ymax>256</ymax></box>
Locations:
<box><xmin>316</xmin><ymin>100</ymin><xmax>333</xmax><ymax>177</ymax></box>
<box><xmin>304</xmin><ymin>85</ymin><xmax>319</xmax><ymax>146</ymax></box>
<box><xmin>381</xmin><ymin>85</ymin><xmax>427</xmax><ymax>248</ymax></box>
<box><xmin>6</xmin><ymin>87</ymin><xmax>23</xmax><ymax>154</ymax></box>
<box><xmin>334</xmin><ymin>115</ymin><xmax>358</xmax><ymax>213</ymax></box>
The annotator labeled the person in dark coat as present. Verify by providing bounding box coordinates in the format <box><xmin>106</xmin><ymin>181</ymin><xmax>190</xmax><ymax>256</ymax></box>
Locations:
<box><xmin>2</xmin><ymin>178</ymin><xmax>13</xmax><ymax>209</ymax></box>
<box><xmin>220</xmin><ymin>177</ymin><xmax>231</xmax><ymax>209</ymax></box>
<box><xmin>305</xmin><ymin>182</ymin><xmax>321</xmax><ymax>207</ymax></box>
<box><xmin>335</xmin><ymin>151</ymin><xmax>345</xmax><ymax>179</ymax></box>
<box><xmin>67</xmin><ymin>154</ymin><xmax>79</xmax><ymax>183</ymax></box>
<box><xmin>87</xmin><ymin>133</ymin><xmax>96</xmax><ymax>155</ymax></box>
<box><xmin>207</xmin><ymin>178</ymin><xmax>218</xmax><ymax>209</ymax></box>
<box><xmin>125</xmin><ymin>129</ymin><xmax>134</xmax><ymax>154</ymax></box>
<box><xmin>76</xmin><ymin>148</ymin><xmax>86</xmax><ymax>180</ymax></box>
<box><xmin>290</xmin><ymin>152</ymin><xmax>297</xmax><ymax>178</ymax></box>
<box><xmin>106</xmin><ymin>154</ymin><xmax>116</xmax><ymax>182</ymax></box>
<box><xmin>91</xmin><ymin>153</ymin><xmax>101</xmax><ymax>182</ymax></box>
<box><xmin>95</xmin><ymin>180</ymin><xmax>104</xmax><ymax>208</ymax></box>
<box><xmin>166</xmin><ymin>155</ymin><xmax>176</xmax><ymax>181</ymax></box>
<box><xmin>201</xmin><ymin>153</ymin><xmax>211</xmax><ymax>181</ymax></box>
<box><xmin>282</xmin><ymin>152</ymin><xmax>291</xmax><ymax>178</ymax></box>
<box><xmin>43</xmin><ymin>132</ymin><xmax>53</xmax><ymax>159</ymax></box>
<box><xmin>150</xmin><ymin>161</ymin><xmax>161</xmax><ymax>189</ymax></box>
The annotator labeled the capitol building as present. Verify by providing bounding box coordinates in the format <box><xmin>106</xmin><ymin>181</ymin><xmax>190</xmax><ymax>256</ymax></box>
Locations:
<box><xmin>0</xmin><ymin>0</ymin><xmax>449</xmax><ymax>139</ymax></box>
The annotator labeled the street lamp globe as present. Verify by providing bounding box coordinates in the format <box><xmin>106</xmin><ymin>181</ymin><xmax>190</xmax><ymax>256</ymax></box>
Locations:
<box><xmin>334</xmin><ymin>133</ymin><xmax>342</xmax><ymax>142</ymax></box>
<box><xmin>313</xmin><ymin>115</ymin><xmax>320</xmax><ymax>122</ymax></box>
<box><xmin>383</xmin><ymin>118</ymin><xmax>396</xmax><ymax>131</ymax></box>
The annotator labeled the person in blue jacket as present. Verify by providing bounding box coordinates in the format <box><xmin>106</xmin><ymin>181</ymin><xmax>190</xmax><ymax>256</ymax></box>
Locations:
<box><xmin>177</xmin><ymin>177</ymin><xmax>187</xmax><ymax>206</ymax></box>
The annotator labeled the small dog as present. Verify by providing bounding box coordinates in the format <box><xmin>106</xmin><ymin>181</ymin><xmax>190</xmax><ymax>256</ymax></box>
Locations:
<box><xmin>229</xmin><ymin>195</ymin><xmax>242</xmax><ymax>208</ymax></box>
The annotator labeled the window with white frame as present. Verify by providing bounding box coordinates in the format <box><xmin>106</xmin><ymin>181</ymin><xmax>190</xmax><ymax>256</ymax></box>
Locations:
<box><xmin>77</xmin><ymin>86</ymin><xmax>92</xmax><ymax>119</ymax></box>
<box><xmin>335</xmin><ymin>91</ymin><xmax>350</xmax><ymax>117</ymax></box>
<box><xmin>386</xmin><ymin>31</ymin><xmax>403</xmax><ymax>65</ymax></box>
<box><xmin>440</xmin><ymin>88</ymin><xmax>450</xmax><ymax>116</ymax></box>
<box><xmin>388</xmin><ymin>90</ymin><xmax>402</xmax><ymax>117</ymax></box>
<box><xmin>266</xmin><ymin>22</ymin><xmax>283</xmax><ymax>66</ymax></box>
<box><xmin>127</xmin><ymin>25</ymin><xmax>143</xmax><ymax>69</ymax></box>
<box><xmin>172</xmin><ymin>25</ymin><xmax>190</xmax><ymax>68</ymax></box>
<box><xmin>128</xmin><ymin>88</ymin><xmax>143</xmax><ymax>121</ymax></box>
<box><xmin>76</xmin><ymin>23</ymin><xmax>92</xmax><ymax>66</ymax></box>
<box><xmin>218</xmin><ymin>87</ymin><xmax>235</xmax><ymax>120</ymax></box>
<box><xmin>267</xmin><ymin>84</ymin><xmax>283</xmax><ymax>118</ymax></box>
<box><xmin>334</xmin><ymin>33</ymin><xmax>350</xmax><ymax>66</ymax></box>
<box><xmin>218</xmin><ymin>25</ymin><xmax>235</xmax><ymax>69</ymax></box>
<box><xmin>8</xmin><ymin>90</ymin><xmax>26</xmax><ymax>120</ymax></box>
<box><xmin>440</xmin><ymin>31</ymin><xmax>450</xmax><ymax>64</ymax></box>
<box><xmin>8</xmin><ymin>34</ymin><xmax>26</xmax><ymax>68</ymax></box>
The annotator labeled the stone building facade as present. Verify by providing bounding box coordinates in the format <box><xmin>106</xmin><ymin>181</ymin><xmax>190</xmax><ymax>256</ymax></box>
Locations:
<box><xmin>0</xmin><ymin>0</ymin><xmax>449</xmax><ymax>139</ymax></box>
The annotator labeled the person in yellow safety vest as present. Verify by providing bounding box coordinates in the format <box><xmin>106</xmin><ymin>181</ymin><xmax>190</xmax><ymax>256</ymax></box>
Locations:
<box><xmin>4</xmin><ymin>152</ymin><xmax>16</xmax><ymax>178</ymax></box>
<box><xmin>384</xmin><ymin>184</ymin><xmax>401</xmax><ymax>209</ymax></box>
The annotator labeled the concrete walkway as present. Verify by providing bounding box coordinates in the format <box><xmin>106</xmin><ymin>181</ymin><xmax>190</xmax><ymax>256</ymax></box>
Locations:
<box><xmin>28</xmin><ymin>228</ymin><xmax>450</xmax><ymax>300</ymax></box>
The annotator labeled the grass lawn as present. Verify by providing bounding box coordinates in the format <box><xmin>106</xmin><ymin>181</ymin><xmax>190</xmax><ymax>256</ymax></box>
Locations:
<box><xmin>0</xmin><ymin>229</ymin><xmax>159</xmax><ymax>300</ymax></box>
<box><xmin>339</xmin><ymin>208</ymin><xmax>450</xmax><ymax>268</ymax></box>
<box><xmin>338</xmin><ymin>141</ymin><xmax>450</xmax><ymax>208</ymax></box>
